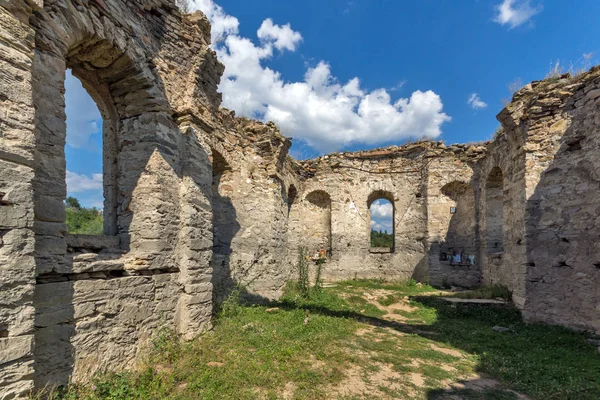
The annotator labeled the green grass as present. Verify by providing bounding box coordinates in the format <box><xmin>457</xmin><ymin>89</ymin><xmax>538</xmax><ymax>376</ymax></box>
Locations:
<box><xmin>336</xmin><ymin>278</ymin><xmax>437</xmax><ymax>295</ymax></box>
<box><xmin>40</xmin><ymin>280</ymin><xmax>600</xmax><ymax>400</ymax></box>
<box><xmin>415</xmin><ymin>296</ymin><xmax>600</xmax><ymax>399</ymax></box>
<box><xmin>449</xmin><ymin>284</ymin><xmax>512</xmax><ymax>301</ymax></box>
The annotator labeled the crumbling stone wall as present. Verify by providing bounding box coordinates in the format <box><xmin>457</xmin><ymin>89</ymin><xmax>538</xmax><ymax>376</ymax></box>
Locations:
<box><xmin>2</xmin><ymin>1</ymin><xmax>600</xmax><ymax>396</ymax></box>
<box><xmin>203</xmin><ymin>113</ymin><xmax>296</xmax><ymax>302</ymax></box>
<box><xmin>0</xmin><ymin>2</ymin><xmax>39</xmax><ymax>397</ymax></box>
<box><xmin>425</xmin><ymin>148</ymin><xmax>484</xmax><ymax>287</ymax></box>
<box><xmin>291</xmin><ymin>147</ymin><xmax>428</xmax><ymax>282</ymax></box>
<box><xmin>1</xmin><ymin>0</ymin><xmax>217</xmax><ymax>395</ymax></box>
<box><xmin>287</xmin><ymin>144</ymin><xmax>485</xmax><ymax>285</ymax></box>
<box><xmin>503</xmin><ymin>72</ymin><xmax>600</xmax><ymax>333</ymax></box>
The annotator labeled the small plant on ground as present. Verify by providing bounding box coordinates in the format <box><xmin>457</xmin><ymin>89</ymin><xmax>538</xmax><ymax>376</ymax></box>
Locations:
<box><xmin>151</xmin><ymin>325</ymin><xmax>182</xmax><ymax>362</ymax></box>
<box><xmin>451</xmin><ymin>284</ymin><xmax>512</xmax><ymax>301</ymax></box>
<box><xmin>219</xmin><ymin>283</ymin><xmax>244</xmax><ymax>318</ymax></box>
<box><xmin>377</xmin><ymin>294</ymin><xmax>396</xmax><ymax>306</ymax></box>
<box><xmin>313</xmin><ymin>257</ymin><xmax>325</xmax><ymax>292</ymax></box>
<box><xmin>297</xmin><ymin>246</ymin><xmax>310</xmax><ymax>298</ymax></box>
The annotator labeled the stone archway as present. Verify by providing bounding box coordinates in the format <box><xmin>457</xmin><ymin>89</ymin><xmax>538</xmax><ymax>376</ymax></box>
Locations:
<box><xmin>20</xmin><ymin>2</ymin><xmax>216</xmax><ymax>389</ymax></box>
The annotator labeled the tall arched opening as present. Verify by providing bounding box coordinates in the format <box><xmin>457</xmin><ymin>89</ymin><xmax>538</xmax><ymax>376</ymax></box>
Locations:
<box><xmin>368</xmin><ymin>191</ymin><xmax>395</xmax><ymax>252</ymax></box>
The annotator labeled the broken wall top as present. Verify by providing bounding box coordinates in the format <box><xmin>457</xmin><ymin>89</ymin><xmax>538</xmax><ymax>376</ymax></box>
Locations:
<box><xmin>291</xmin><ymin>141</ymin><xmax>488</xmax><ymax>180</ymax></box>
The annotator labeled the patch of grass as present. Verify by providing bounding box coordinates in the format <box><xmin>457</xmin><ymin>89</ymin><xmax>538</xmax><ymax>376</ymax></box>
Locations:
<box><xmin>415</xmin><ymin>296</ymin><xmax>600</xmax><ymax>399</ymax></box>
<box><xmin>377</xmin><ymin>294</ymin><xmax>396</xmax><ymax>306</ymax></box>
<box><xmin>339</xmin><ymin>278</ymin><xmax>436</xmax><ymax>295</ymax></box>
<box><xmin>450</xmin><ymin>284</ymin><xmax>512</xmax><ymax>301</ymax></box>
<box><xmin>393</xmin><ymin>306</ymin><xmax>438</xmax><ymax>324</ymax></box>
<box><xmin>51</xmin><ymin>304</ymin><xmax>358</xmax><ymax>399</ymax></box>
<box><xmin>428</xmin><ymin>388</ymin><xmax>521</xmax><ymax>400</ymax></box>
<box><xmin>43</xmin><ymin>280</ymin><xmax>600</xmax><ymax>400</ymax></box>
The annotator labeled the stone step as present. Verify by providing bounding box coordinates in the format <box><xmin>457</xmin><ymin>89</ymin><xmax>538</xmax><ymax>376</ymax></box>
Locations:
<box><xmin>440</xmin><ymin>297</ymin><xmax>507</xmax><ymax>305</ymax></box>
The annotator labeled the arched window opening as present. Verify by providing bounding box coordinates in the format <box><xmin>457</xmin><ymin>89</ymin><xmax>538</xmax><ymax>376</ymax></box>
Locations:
<box><xmin>368</xmin><ymin>191</ymin><xmax>395</xmax><ymax>252</ymax></box>
<box><xmin>486</xmin><ymin>167</ymin><xmax>504</xmax><ymax>254</ymax></box>
<box><xmin>304</xmin><ymin>190</ymin><xmax>332</xmax><ymax>257</ymax></box>
<box><xmin>64</xmin><ymin>70</ymin><xmax>113</xmax><ymax>235</ymax></box>
<box><xmin>212</xmin><ymin>149</ymin><xmax>235</xmax><ymax>254</ymax></box>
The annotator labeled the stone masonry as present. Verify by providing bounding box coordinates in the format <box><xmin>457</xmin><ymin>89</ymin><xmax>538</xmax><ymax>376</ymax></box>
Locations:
<box><xmin>0</xmin><ymin>1</ymin><xmax>598</xmax><ymax>397</ymax></box>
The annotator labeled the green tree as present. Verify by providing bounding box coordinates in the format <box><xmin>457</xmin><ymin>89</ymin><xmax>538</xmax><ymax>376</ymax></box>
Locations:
<box><xmin>65</xmin><ymin>196</ymin><xmax>81</xmax><ymax>210</ymax></box>
<box><xmin>65</xmin><ymin>197</ymin><xmax>104</xmax><ymax>235</ymax></box>
<box><xmin>370</xmin><ymin>229</ymin><xmax>393</xmax><ymax>248</ymax></box>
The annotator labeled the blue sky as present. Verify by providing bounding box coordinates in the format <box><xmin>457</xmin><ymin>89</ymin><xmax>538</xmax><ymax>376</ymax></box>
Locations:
<box><xmin>65</xmin><ymin>0</ymin><xmax>600</xmax><ymax>209</ymax></box>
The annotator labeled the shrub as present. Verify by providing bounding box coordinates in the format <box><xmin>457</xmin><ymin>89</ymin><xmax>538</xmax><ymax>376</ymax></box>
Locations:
<box><xmin>313</xmin><ymin>258</ymin><xmax>325</xmax><ymax>292</ymax></box>
<box><xmin>219</xmin><ymin>283</ymin><xmax>244</xmax><ymax>318</ymax></box>
<box><xmin>65</xmin><ymin>196</ymin><xmax>103</xmax><ymax>235</ymax></box>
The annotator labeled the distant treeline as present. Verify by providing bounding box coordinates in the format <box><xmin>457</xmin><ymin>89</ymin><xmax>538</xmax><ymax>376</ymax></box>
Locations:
<box><xmin>65</xmin><ymin>196</ymin><xmax>103</xmax><ymax>235</ymax></box>
<box><xmin>370</xmin><ymin>229</ymin><xmax>393</xmax><ymax>248</ymax></box>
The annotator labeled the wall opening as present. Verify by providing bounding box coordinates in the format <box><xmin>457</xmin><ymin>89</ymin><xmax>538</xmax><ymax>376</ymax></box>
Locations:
<box><xmin>304</xmin><ymin>190</ymin><xmax>332</xmax><ymax>257</ymax></box>
<box><xmin>212</xmin><ymin>149</ymin><xmax>235</xmax><ymax>256</ymax></box>
<box><xmin>287</xmin><ymin>185</ymin><xmax>297</xmax><ymax>215</ymax></box>
<box><xmin>211</xmin><ymin>149</ymin><xmax>240</xmax><ymax>302</ymax></box>
<box><xmin>439</xmin><ymin>181</ymin><xmax>476</xmax><ymax>265</ymax></box>
<box><xmin>64</xmin><ymin>70</ymin><xmax>108</xmax><ymax>236</ymax></box>
<box><xmin>485</xmin><ymin>167</ymin><xmax>504</xmax><ymax>254</ymax></box>
<box><xmin>368</xmin><ymin>191</ymin><xmax>395</xmax><ymax>252</ymax></box>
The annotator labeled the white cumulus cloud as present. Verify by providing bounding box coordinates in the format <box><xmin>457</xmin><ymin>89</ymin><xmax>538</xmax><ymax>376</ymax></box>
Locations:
<box><xmin>66</xmin><ymin>171</ymin><xmax>103</xmax><ymax>193</ymax></box>
<box><xmin>191</xmin><ymin>0</ymin><xmax>451</xmax><ymax>153</ymax></box>
<box><xmin>257</xmin><ymin>18</ymin><xmax>303</xmax><ymax>51</ymax></box>
<box><xmin>370</xmin><ymin>200</ymin><xmax>394</xmax><ymax>232</ymax></box>
<box><xmin>467</xmin><ymin>93</ymin><xmax>488</xmax><ymax>110</ymax></box>
<box><xmin>370</xmin><ymin>200</ymin><xmax>393</xmax><ymax>219</ymax></box>
<box><xmin>494</xmin><ymin>0</ymin><xmax>542</xmax><ymax>29</ymax></box>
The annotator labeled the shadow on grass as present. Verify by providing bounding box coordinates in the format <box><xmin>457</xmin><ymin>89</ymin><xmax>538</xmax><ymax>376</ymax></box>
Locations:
<box><xmin>260</xmin><ymin>292</ymin><xmax>600</xmax><ymax>400</ymax></box>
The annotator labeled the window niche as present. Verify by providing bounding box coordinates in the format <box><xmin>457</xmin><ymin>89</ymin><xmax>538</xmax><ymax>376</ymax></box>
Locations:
<box><xmin>287</xmin><ymin>185</ymin><xmax>298</xmax><ymax>215</ymax></box>
<box><xmin>485</xmin><ymin>167</ymin><xmax>505</xmax><ymax>254</ymax></box>
<box><xmin>439</xmin><ymin>181</ymin><xmax>476</xmax><ymax>265</ymax></box>
<box><xmin>211</xmin><ymin>149</ymin><xmax>236</xmax><ymax>255</ymax></box>
<box><xmin>63</xmin><ymin>68</ymin><xmax>118</xmax><ymax>238</ymax></box>
<box><xmin>368</xmin><ymin>191</ymin><xmax>395</xmax><ymax>253</ymax></box>
<box><xmin>303</xmin><ymin>190</ymin><xmax>332</xmax><ymax>257</ymax></box>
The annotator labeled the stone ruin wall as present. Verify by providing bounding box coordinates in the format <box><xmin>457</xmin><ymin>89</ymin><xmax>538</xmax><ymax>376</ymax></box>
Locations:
<box><xmin>286</xmin><ymin>144</ymin><xmax>485</xmax><ymax>288</ymax></box>
<box><xmin>1</xmin><ymin>1</ymin><xmax>599</xmax><ymax>397</ymax></box>
<box><xmin>204</xmin><ymin>112</ymin><xmax>297</xmax><ymax>302</ymax></box>
<box><xmin>510</xmin><ymin>73</ymin><xmax>600</xmax><ymax>333</ymax></box>
<box><xmin>0</xmin><ymin>0</ymin><xmax>222</xmax><ymax>396</ymax></box>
